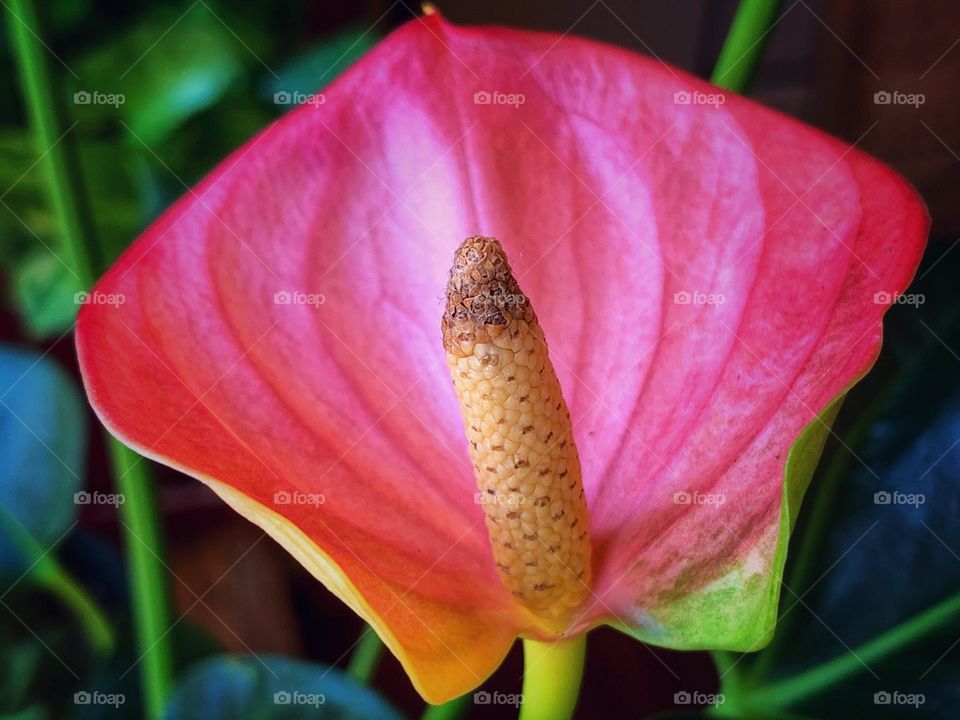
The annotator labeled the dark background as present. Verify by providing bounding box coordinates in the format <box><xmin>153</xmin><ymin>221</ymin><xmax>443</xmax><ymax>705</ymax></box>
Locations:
<box><xmin>1</xmin><ymin>1</ymin><xmax>959</xmax><ymax>718</ymax></box>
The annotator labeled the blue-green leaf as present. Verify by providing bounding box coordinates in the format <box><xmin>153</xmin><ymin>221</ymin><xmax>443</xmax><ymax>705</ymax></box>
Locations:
<box><xmin>0</xmin><ymin>346</ymin><xmax>86</xmax><ymax>573</ymax></box>
<box><xmin>162</xmin><ymin>654</ymin><xmax>404</xmax><ymax>720</ymax></box>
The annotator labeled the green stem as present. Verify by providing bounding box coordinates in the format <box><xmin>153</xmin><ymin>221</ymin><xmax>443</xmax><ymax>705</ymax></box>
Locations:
<box><xmin>710</xmin><ymin>650</ymin><xmax>745</xmax><ymax>712</ymax></box>
<box><xmin>0</xmin><ymin>506</ymin><xmax>114</xmax><ymax>654</ymax></box>
<box><xmin>711</xmin><ymin>0</ymin><xmax>784</xmax><ymax>91</ymax></box>
<box><xmin>519</xmin><ymin>635</ymin><xmax>586</xmax><ymax>720</ymax></box>
<box><xmin>746</xmin><ymin>591</ymin><xmax>960</xmax><ymax>710</ymax></box>
<box><xmin>41</xmin><ymin>563</ymin><xmax>115</xmax><ymax>653</ymax></box>
<box><xmin>6</xmin><ymin>0</ymin><xmax>100</xmax><ymax>283</ymax></box>
<box><xmin>110</xmin><ymin>441</ymin><xmax>174</xmax><ymax>720</ymax></box>
<box><xmin>8</xmin><ymin>3</ymin><xmax>174</xmax><ymax>717</ymax></box>
<box><xmin>420</xmin><ymin>694</ymin><xmax>472</xmax><ymax>720</ymax></box>
<box><xmin>345</xmin><ymin>626</ymin><xmax>384</xmax><ymax>684</ymax></box>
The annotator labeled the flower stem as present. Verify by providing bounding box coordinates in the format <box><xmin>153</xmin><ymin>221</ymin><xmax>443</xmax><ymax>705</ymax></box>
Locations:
<box><xmin>109</xmin><ymin>441</ymin><xmax>174</xmax><ymax>720</ymax></box>
<box><xmin>345</xmin><ymin>626</ymin><xmax>384</xmax><ymax>683</ymax></box>
<box><xmin>744</xmin><ymin>590</ymin><xmax>960</xmax><ymax>710</ymax></box>
<box><xmin>519</xmin><ymin>635</ymin><xmax>586</xmax><ymax>720</ymax></box>
<box><xmin>41</xmin><ymin>559</ymin><xmax>116</xmax><ymax>653</ymax></box>
<box><xmin>420</xmin><ymin>694</ymin><xmax>471</xmax><ymax>720</ymax></box>
<box><xmin>0</xmin><ymin>506</ymin><xmax>114</xmax><ymax>654</ymax></box>
<box><xmin>8</xmin><ymin>2</ymin><xmax>174</xmax><ymax>717</ymax></box>
<box><xmin>711</xmin><ymin>0</ymin><xmax>784</xmax><ymax>92</ymax></box>
<box><xmin>6</xmin><ymin>0</ymin><xmax>100</xmax><ymax>283</ymax></box>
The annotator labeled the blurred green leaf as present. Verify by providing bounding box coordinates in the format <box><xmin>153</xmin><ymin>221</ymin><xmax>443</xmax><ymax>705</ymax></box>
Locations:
<box><xmin>10</xmin><ymin>253</ymin><xmax>80</xmax><ymax>337</ymax></box>
<box><xmin>162</xmin><ymin>655</ymin><xmax>404</xmax><ymax>720</ymax></box>
<box><xmin>73</xmin><ymin>4</ymin><xmax>247</xmax><ymax>145</ymax></box>
<box><xmin>75</xmin><ymin>141</ymin><xmax>140</xmax><ymax>260</ymax></box>
<box><xmin>0</xmin><ymin>127</ymin><xmax>84</xmax><ymax>338</ymax></box>
<box><xmin>0</xmin><ymin>577</ymin><xmax>94</xmax><ymax>718</ymax></box>
<box><xmin>263</xmin><ymin>25</ymin><xmax>379</xmax><ymax>106</ymax></box>
<box><xmin>0</xmin><ymin>639</ymin><xmax>44</xmax><ymax>712</ymax></box>
<box><xmin>0</xmin><ymin>128</ymin><xmax>57</xmax><ymax>256</ymax></box>
<box><xmin>0</xmin><ymin>708</ymin><xmax>49</xmax><ymax>720</ymax></box>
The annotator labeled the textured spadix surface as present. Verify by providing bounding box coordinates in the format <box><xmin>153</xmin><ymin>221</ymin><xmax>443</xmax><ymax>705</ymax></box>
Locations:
<box><xmin>442</xmin><ymin>236</ymin><xmax>591</xmax><ymax>630</ymax></box>
<box><xmin>76</xmin><ymin>12</ymin><xmax>927</xmax><ymax>703</ymax></box>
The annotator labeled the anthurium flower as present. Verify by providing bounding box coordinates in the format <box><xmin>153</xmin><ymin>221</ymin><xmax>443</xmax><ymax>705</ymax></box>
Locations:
<box><xmin>76</xmin><ymin>12</ymin><xmax>927</xmax><ymax>704</ymax></box>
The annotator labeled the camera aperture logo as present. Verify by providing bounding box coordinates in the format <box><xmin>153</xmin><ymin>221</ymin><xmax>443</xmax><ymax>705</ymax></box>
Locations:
<box><xmin>74</xmin><ymin>691</ymin><xmax>125</xmax><ymax>708</ymax></box>
<box><xmin>273</xmin><ymin>90</ymin><xmax>326</xmax><ymax>107</ymax></box>
<box><xmin>873</xmin><ymin>90</ymin><xmax>924</xmax><ymax>108</ymax></box>
<box><xmin>74</xmin><ymin>90</ymin><xmax>125</xmax><ymax>107</ymax></box>
<box><xmin>273</xmin><ymin>290</ymin><xmax>326</xmax><ymax>307</ymax></box>
<box><xmin>473</xmin><ymin>90</ymin><xmax>526</xmax><ymax>108</ymax></box>
<box><xmin>673</xmin><ymin>90</ymin><xmax>725</xmax><ymax>107</ymax></box>
<box><xmin>274</xmin><ymin>490</ymin><xmax>325</xmax><ymax>507</ymax></box>
<box><xmin>473</xmin><ymin>691</ymin><xmax>524</xmax><ymax>707</ymax></box>
<box><xmin>273</xmin><ymin>690</ymin><xmax>325</xmax><ymax>707</ymax></box>
<box><xmin>75</xmin><ymin>290</ymin><xmax>125</xmax><ymax>307</ymax></box>
<box><xmin>873</xmin><ymin>490</ymin><xmax>924</xmax><ymax>508</ymax></box>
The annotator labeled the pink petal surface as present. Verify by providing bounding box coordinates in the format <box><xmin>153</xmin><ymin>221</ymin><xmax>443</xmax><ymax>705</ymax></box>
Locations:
<box><xmin>77</xmin><ymin>13</ymin><xmax>927</xmax><ymax>701</ymax></box>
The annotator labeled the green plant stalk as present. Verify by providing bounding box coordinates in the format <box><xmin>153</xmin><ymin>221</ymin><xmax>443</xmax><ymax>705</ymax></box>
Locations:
<box><xmin>0</xmin><ymin>506</ymin><xmax>114</xmax><ymax>653</ymax></box>
<box><xmin>421</xmin><ymin>694</ymin><xmax>472</xmax><ymax>720</ymax></box>
<box><xmin>711</xmin><ymin>0</ymin><xmax>784</xmax><ymax>91</ymax></box>
<box><xmin>744</xmin><ymin>591</ymin><xmax>960</xmax><ymax>710</ymax></box>
<box><xmin>110</xmin><ymin>441</ymin><xmax>174</xmax><ymax>720</ymax></box>
<box><xmin>710</xmin><ymin>650</ymin><xmax>745</xmax><ymax>715</ymax></box>
<box><xmin>6</xmin><ymin>0</ymin><xmax>99</xmax><ymax>283</ymax></box>
<box><xmin>345</xmin><ymin>626</ymin><xmax>384</xmax><ymax>684</ymax></box>
<box><xmin>8</xmin><ymin>2</ymin><xmax>174</xmax><ymax>718</ymax></box>
<box><xmin>706</xmin><ymin>1</ymin><xmax>787</xmax><ymax>706</ymax></box>
<box><xmin>41</xmin><ymin>560</ymin><xmax>116</xmax><ymax>652</ymax></box>
<box><xmin>519</xmin><ymin>635</ymin><xmax>586</xmax><ymax>720</ymax></box>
